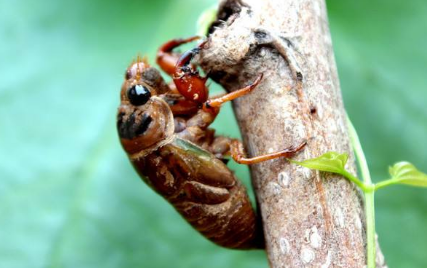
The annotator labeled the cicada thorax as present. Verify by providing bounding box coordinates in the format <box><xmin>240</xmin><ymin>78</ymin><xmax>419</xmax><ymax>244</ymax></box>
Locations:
<box><xmin>131</xmin><ymin>137</ymin><xmax>264</xmax><ymax>249</ymax></box>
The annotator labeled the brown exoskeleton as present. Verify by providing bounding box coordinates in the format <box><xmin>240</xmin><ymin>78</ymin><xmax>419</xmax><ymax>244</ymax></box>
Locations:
<box><xmin>117</xmin><ymin>37</ymin><xmax>306</xmax><ymax>249</ymax></box>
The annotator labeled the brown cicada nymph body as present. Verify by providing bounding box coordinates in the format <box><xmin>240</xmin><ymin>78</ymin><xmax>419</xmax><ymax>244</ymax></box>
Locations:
<box><xmin>117</xmin><ymin>37</ymin><xmax>306</xmax><ymax>249</ymax></box>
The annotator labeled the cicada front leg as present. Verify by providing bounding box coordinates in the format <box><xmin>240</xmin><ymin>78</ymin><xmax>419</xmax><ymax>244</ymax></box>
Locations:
<box><xmin>156</xmin><ymin>36</ymin><xmax>201</xmax><ymax>75</ymax></box>
<box><xmin>174</xmin><ymin>74</ymin><xmax>264</xmax><ymax>146</ymax></box>
<box><xmin>156</xmin><ymin>37</ymin><xmax>210</xmax><ymax>116</ymax></box>
<box><xmin>172</xmin><ymin>41</ymin><xmax>210</xmax><ymax>104</ymax></box>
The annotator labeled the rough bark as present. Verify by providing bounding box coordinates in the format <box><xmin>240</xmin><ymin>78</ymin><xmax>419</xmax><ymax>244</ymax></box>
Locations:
<box><xmin>199</xmin><ymin>0</ymin><xmax>387</xmax><ymax>267</ymax></box>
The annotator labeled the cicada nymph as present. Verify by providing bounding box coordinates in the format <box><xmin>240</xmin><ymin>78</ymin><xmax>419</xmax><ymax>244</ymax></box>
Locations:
<box><xmin>117</xmin><ymin>37</ymin><xmax>305</xmax><ymax>249</ymax></box>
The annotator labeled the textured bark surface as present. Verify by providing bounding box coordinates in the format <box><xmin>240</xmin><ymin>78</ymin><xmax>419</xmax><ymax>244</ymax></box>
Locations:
<box><xmin>199</xmin><ymin>0</ymin><xmax>387</xmax><ymax>267</ymax></box>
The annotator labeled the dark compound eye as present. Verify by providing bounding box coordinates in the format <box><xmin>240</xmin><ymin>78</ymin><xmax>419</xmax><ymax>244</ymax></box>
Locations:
<box><xmin>127</xmin><ymin>85</ymin><xmax>151</xmax><ymax>106</ymax></box>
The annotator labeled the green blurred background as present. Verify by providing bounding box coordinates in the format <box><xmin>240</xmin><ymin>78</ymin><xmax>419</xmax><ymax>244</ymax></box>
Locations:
<box><xmin>1</xmin><ymin>0</ymin><xmax>426</xmax><ymax>267</ymax></box>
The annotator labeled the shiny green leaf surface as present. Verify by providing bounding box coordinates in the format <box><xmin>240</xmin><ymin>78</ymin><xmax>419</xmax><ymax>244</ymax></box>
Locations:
<box><xmin>379</xmin><ymin>162</ymin><xmax>427</xmax><ymax>188</ymax></box>
<box><xmin>1</xmin><ymin>0</ymin><xmax>426</xmax><ymax>267</ymax></box>
<box><xmin>291</xmin><ymin>152</ymin><xmax>349</xmax><ymax>174</ymax></box>
<box><xmin>291</xmin><ymin>152</ymin><xmax>366</xmax><ymax>190</ymax></box>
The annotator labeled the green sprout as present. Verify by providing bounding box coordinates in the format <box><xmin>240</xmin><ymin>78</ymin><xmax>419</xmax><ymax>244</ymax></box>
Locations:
<box><xmin>291</xmin><ymin>115</ymin><xmax>427</xmax><ymax>268</ymax></box>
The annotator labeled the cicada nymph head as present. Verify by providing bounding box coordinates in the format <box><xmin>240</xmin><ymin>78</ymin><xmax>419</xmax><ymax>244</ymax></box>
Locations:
<box><xmin>117</xmin><ymin>59</ymin><xmax>174</xmax><ymax>157</ymax></box>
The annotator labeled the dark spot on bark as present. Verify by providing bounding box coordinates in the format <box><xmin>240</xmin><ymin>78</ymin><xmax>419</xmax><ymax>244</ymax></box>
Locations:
<box><xmin>246</xmin><ymin>43</ymin><xmax>261</xmax><ymax>57</ymax></box>
<box><xmin>208</xmin><ymin>0</ymin><xmax>249</xmax><ymax>34</ymax></box>
<box><xmin>207</xmin><ymin>21</ymin><xmax>223</xmax><ymax>35</ymax></box>
<box><xmin>254</xmin><ymin>30</ymin><xmax>267</xmax><ymax>39</ymax></box>
<box><xmin>310</xmin><ymin>106</ymin><xmax>317</xmax><ymax>115</ymax></box>
<box><xmin>280</xmin><ymin>36</ymin><xmax>292</xmax><ymax>47</ymax></box>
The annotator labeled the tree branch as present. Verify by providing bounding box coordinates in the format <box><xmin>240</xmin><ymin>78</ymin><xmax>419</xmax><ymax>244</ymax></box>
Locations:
<box><xmin>200</xmin><ymin>0</ymin><xmax>387</xmax><ymax>267</ymax></box>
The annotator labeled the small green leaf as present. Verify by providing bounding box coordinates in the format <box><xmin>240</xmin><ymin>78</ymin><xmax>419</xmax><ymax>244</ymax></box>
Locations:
<box><xmin>291</xmin><ymin>152</ymin><xmax>349</xmax><ymax>174</ymax></box>
<box><xmin>196</xmin><ymin>5</ymin><xmax>217</xmax><ymax>36</ymax></box>
<box><xmin>291</xmin><ymin>152</ymin><xmax>367</xmax><ymax>190</ymax></box>
<box><xmin>388</xmin><ymin>162</ymin><xmax>427</xmax><ymax>187</ymax></box>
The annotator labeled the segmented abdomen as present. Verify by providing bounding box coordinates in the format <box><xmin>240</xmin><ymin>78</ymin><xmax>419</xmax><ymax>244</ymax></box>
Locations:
<box><xmin>131</xmin><ymin>142</ymin><xmax>263</xmax><ymax>249</ymax></box>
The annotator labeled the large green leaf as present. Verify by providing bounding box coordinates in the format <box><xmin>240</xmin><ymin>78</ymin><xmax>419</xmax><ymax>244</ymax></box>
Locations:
<box><xmin>0</xmin><ymin>0</ymin><xmax>426</xmax><ymax>267</ymax></box>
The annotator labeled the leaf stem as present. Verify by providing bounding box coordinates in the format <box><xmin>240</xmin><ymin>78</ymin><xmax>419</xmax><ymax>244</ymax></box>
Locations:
<box><xmin>341</xmin><ymin>170</ymin><xmax>368</xmax><ymax>191</ymax></box>
<box><xmin>347</xmin><ymin>115</ymin><xmax>372</xmax><ymax>185</ymax></box>
<box><xmin>347</xmin><ymin>115</ymin><xmax>376</xmax><ymax>268</ymax></box>
<box><xmin>374</xmin><ymin>179</ymin><xmax>395</xmax><ymax>191</ymax></box>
